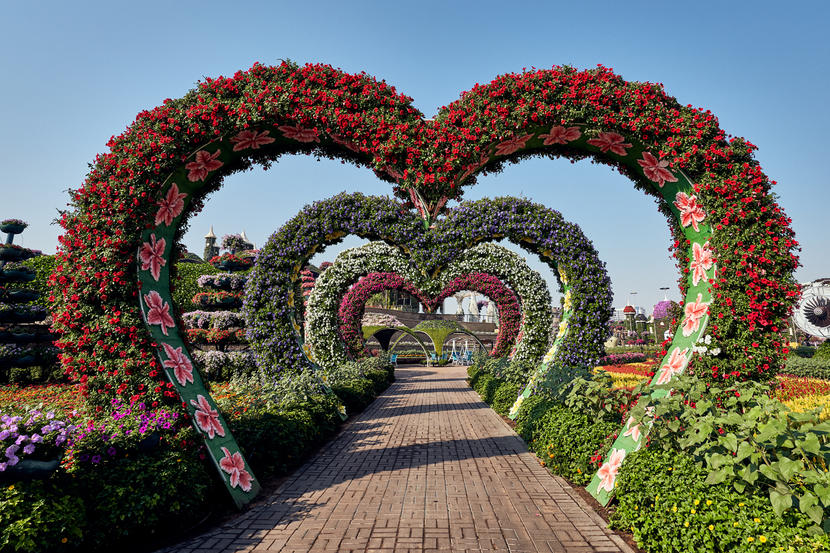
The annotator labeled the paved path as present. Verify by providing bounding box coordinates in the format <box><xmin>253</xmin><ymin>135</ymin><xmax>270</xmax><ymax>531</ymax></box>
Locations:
<box><xmin>162</xmin><ymin>366</ymin><xmax>634</xmax><ymax>553</ymax></box>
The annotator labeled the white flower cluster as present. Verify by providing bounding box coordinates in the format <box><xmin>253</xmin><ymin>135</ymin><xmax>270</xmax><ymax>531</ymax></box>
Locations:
<box><xmin>306</xmin><ymin>241</ymin><xmax>552</xmax><ymax>369</ymax></box>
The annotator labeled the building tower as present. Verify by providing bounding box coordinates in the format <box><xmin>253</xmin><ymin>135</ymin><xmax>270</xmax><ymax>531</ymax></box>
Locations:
<box><xmin>204</xmin><ymin>226</ymin><xmax>219</xmax><ymax>261</ymax></box>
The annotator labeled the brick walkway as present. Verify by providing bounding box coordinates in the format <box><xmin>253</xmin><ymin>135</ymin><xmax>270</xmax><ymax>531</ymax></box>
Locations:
<box><xmin>161</xmin><ymin>366</ymin><xmax>635</xmax><ymax>553</ymax></box>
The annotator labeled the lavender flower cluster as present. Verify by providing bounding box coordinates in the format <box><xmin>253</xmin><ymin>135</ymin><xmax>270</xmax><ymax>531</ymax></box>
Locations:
<box><xmin>245</xmin><ymin>193</ymin><xmax>612</xmax><ymax>377</ymax></box>
<box><xmin>0</xmin><ymin>409</ymin><xmax>78</xmax><ymax>471</ymax></box>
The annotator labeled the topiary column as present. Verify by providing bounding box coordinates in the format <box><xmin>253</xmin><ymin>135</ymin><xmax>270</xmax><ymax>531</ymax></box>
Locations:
<box><xmin>0</xmin><ymin>220</ymin><xmax>57</xmax><ymax>382</ymax></box>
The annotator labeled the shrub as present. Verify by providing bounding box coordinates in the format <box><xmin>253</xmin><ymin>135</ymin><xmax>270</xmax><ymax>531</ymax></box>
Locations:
<box><xmin>531</xmin><ymin>403</ymin><xmax>618</xmax><ymax>486</ymax></box>
<box><xmin>170</xmin><ymin>262</ymin><xmax>216</xmax><ymax>309</ymax></box>
<box><xmin>473</xmin><ymin>373</ymin><xmax>500</xmax><ymax>404</ymax></box>
<box><xmin>611</xmin><ymin>448</ymin><xmax>829</xmax><ymax>553</ymax></box>
<box><xmin>20</xmin><ymin>254</ymin><xmax>56</xmax><ymax>308</ymax></box>
<box><xmin>815</xmin><ymin>341</ymin><xmax>830</xmax><ymax>361</ymax></box>
<box><xmin>598</xmin><ymin>352</ymin><xmax>647</xmax><ymax>365</ymax></box>
<box><xmin>0</xmin><ymin>479</ymin><xmax>85</xmax><ymax>552</ymax></box>
<box><xmin>331</xmin><ymin>378</ymin><xmax>376</xmax><ymax>415</ymax></box>
<box><xmin>513</xmin><ymin>393</ymin><xmax>556</xmax><ymax>444</ymax></box>
<box><xmin>793</xmin><ymin>345</ymin><xmax>816</xmax><ymax>359</ymax></box>
<box><xmin>491</xmin><ymin>381</ymin><xmax>520</xmax><ymax>416</ymax></box>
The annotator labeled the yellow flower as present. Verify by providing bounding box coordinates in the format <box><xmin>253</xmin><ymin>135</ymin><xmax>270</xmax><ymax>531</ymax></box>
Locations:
<box><xmin>683</xmin><ymin>521</ymin><xmax>689</xmax><ymax>527</ymax></box>
<box><xmin>694</xmin><ymin>499</ymin><xmax>700</xmax><ymax>506</ymax></box>
<box><xmin>733</xmin><ymin>522</ymin><xmax>740</xmax><ymax>527</ymax></box>
<box><xmin>759</xmin><ymin>536</ymin><xmax>767</xmax><ymax>543</ymax></box>
<box><xmin>754</xmin><ymin>518</ymin><xmax>760</xmax><ymax>523</ymax></box>
<box><xmin>61</xmin><ymin>538</ymin><xmax>68</xmax><ymax>544</ymax></box>
<box><xmin>738</xmin><ymin>502</ymin><xmax>745</xmax><ymax>507</ymax></box>
<box><xmin>706</xmin><ymin>500</ymin><xmax>712</xmax><ymax>505</ymax></box>
<box><xmin>690</xmin><ymin>509</ymin><xmax>696</xmax><ymax>514</ymax></box>
<box><xmin>708</xmin><ymin>525</ymin><xmax>714</xmax><ymax>531</ymax></box>
<box><xmin>672</xmin><ymin>505</ymin><xmax>677</xmax><ymax>513</ymax></box>
<box><xmin>6</xmin><ymin>485</ymin><xmax>13</xmax><ymax>491</ymax></box>
<box><xmin>747</xmin><ymin>537</ymin><xmax>755</xmax><ymax>542</ymax></box>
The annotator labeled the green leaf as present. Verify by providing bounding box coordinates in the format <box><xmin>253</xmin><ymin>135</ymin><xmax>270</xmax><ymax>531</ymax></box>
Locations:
<box><xmin>799</xmin><ymin>492</ymin><xmax>823</xmax><ymax>524</ymax></box>
<box><xmin>736</xmin><ymin>441</ymin><xmax>754</xmax><ymax>462</ymax></box>
<box><xmin>801</xmin><ymin>432</ymin><xmax>822</xmax><ymax>455</ymax></box>
<box><xmin>759</xmin><ymin>463</ymin><xmax>780</xmax><ymax>482</ymax></box>
<box><xmin>814</xmin><ymin>483</ymin><xmax>830</xmax><ymax>506</ymax></box>
<box><xmin>720</xmin><ymin>433</ymin><xmax>738</xmax><ymax>453</ymax></box>
<box><xmin>776</xmin><ymin>457</ymin><xmax>803</xmax><ymax>481</ymax></box>
<box><xmin>705</xmin><ymin>468</ymin><xmax>729</xmax><ymax>485</ymax></box>
<box><xmin>769</xmin><ymin>488</ymin><xmax>793</xmax><ymax>517</ymax></box>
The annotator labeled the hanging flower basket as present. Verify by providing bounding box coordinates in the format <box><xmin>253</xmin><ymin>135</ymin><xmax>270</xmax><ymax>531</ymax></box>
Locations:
<box><xmin>0</xmin><ymin>220</ymin><xmax>27</xmax><ymax>235</ymax></box>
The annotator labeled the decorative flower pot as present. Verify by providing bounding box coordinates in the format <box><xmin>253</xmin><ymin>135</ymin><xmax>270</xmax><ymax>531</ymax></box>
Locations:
<box><xmin>0</xmin><ymin>458</ymin><xmax>60</xmax><ymax>481</ymax></box>
<box><xmin>3</xmin><ymin>289</ymin><xmax>39</xmax><ymax>303</ymax></box>
<box><xmin>0</xmin><ymin>310</ymin><xmax>47</xmax><ymax>324</ymax></box>
<box><xmin>0</xmin><ymin>247</ymin><xmax>30</xmax><ymax>262</ymax></box>
<box><xmin>0</xmin><ymin>354</ymin><xmax>37</xmax><ymax>369</ymax></box>
<box><xmin>0</xmin><ymin>223</ymin><xmax>26</xmax><ymax>235</ymax></box>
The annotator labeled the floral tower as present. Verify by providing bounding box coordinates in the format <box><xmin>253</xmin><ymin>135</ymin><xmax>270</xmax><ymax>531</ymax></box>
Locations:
<box><xmin>0</xmin><ymin>220</ymin><xmax>57</xmax><ymax>381</ymax></box>
<box><xmin>182</xmin><ymin>236</ymin><xmax>255</xmax><ymax>381</ymax></box>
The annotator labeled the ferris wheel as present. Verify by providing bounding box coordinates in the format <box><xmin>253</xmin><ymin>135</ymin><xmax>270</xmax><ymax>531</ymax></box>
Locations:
<box><xmin>793</xmin><ymin>278</ymin><xmax>830</xmax><ymax>339</ymax></box>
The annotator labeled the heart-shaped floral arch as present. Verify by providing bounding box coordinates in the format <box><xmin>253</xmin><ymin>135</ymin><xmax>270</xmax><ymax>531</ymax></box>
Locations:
<box><xmin>52</xmin><ymin>62</ymin><xmax>799</xmax><ymax>506</ymax></box>
<box><xmin>338</xmin><ymin>271</ymin><xmax>522</xmax><ymax>359</ymax></box>
<box><xmin>304</xmin><ymin>241</ymin><xmax>551</xmax><ymax>367</ymax></box>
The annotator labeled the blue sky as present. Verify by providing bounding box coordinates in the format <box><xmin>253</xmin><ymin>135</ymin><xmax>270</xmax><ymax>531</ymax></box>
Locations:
<box><xmin>1</xmin><ymin>1</ymin><xmax>827</xmax><ymax>312</ymax></box>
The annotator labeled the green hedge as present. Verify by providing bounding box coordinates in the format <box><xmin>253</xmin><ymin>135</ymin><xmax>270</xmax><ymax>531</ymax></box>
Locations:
<box><xmin>21</xmin><ymin>254</ymin><xmax>56</xmax><ymax>307</ymax></box>
<box><xmin>816</xmin><ymin>341</ymin><xmax>830</xmax><ymax>361</ymax></box>
<box><xmin>781</xmin><ymin>357</ymin><xmax>830</xmax><ymax>378</ymax></box>
<box><xmin>171</xmin><ymin>262</ymin><xmax>219</xmax><ymax>309</ymax></box>
<box><xmin>611</xmin><ymin>448</ymin><xmax>829</xmax><ymax>553</ymax></box>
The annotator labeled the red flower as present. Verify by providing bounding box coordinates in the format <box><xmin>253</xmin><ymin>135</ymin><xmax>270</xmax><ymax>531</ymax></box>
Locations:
<box><xmin>278</xmin><ymin>125</ymin><xmax>320</xmax><ymax>143</ymax></box>
<box><xmin>154</xmin><ymin>183</ymin><xmax>187</xmax><ymax>226</ymax></box>
<box><xmin>219</xmin><ymin>447</ymin><xmax>253</xmax><ymax>491</ymax></box>
<box><xmin>186</xmin><ymin>149</ymin><xmax>223</xmax><ymax>182</ymax></box>
<box><xmin>495</xmin><ymin>133</ymin><xmax>533</xmax><ymax>156</ymax></box>
<box><xmin>587</xmin><ymin>132</ymin><xmax>632</xmax><ymax>156</ymax></box>
<box><xmin>637</xmin><ymin>152</ymin><xmax>678</xmax><ymax>187</ymax></box>
<box><xmin>539</xmin><ymin>125</ymin><xmax>581</xmax><ymax>145</ymax></box>
<box><xmin>161</xmin><ymin>342</ymin><xmax>193</xmax><ymax>386</ymax></box>
<box><xmin>190</xmin><ymin>394</ymin><xmax>225</xmax><ymax>439</ymax></box>
<box><xmin>230</xmin><ymin>129</ymin><xmax>275</xmax><ymax>152</ymax></box>
<box><xmin>139</xmin><ymin>234</ymin><xmax>166</xmax><ymax>281</ymax></box>
<box><xmin>674</xmin><ymin>192</ymin><xmax>706</xmax><ymax>231</ymax></box>
<box><xmin>143</xmin><ymin>290</ymin><xmax>175</xmax><ymax>336</ymax></box>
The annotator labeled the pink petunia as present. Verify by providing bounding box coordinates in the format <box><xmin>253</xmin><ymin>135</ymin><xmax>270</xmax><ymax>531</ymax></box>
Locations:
<box><xmin>162</xmin><ymin>342</ymin><xmax>193</xmax><ymax>386</ymax></box>
<box><xmin>690</xmin><ymin>242</ymin><xmax>714</xmax><ymax>286</ymax></box>
<box><xmin>638</xmin><ymin>152</ymin><xmax>678</xmax><ymax>188</ymax></box>
<box><xmin>539</xmin><ymin>125</ymin><xmax>581</xmax><ymax>145</ymax></box>
<box><xmin>190</xmin><ymin>395</ymin><xmax>225</xmax><ymax>439</ymax></box>
<box><xmin>230</xmin><ymin>129</ymin><xmax>275</xmax><ymax>152</ymax></box>
<box><xmin>656</xmin><ymin>347</ymin><xmax>690</xmax><ymax>385</ymax></box>
<box><xmin>596</xmin><ymin>448</ymin><xmax>626</xmax><ymax>493</ymax></box>
<box><xmin>278</xmin><ymin>125</ymin><xmax>320</xmax><ymax>143</ymax></box>
<box><xmin>186</xmin><ymin>149</ymin><xmax>224</xmax><ymax>182</ymax></box>
<box><xmin>495</xmin><ymin>133</ymin><xmax>534</xmax><ymax>156</ymax></box>
<box><xmin>139</xmin><ymin>234</ymin><xmax>166</xmax><ymax>281</ymax></box>
<box><xmin>673</xmin><ymin>192</ymin><xmax>706</xmax><ymax>232</ymax></box>
<box><xmin>154</xmin><ymin>183</ymin><xmax>187</xmax><ymax>226</ymax></box>
<box><xmin>682</xmin><ymin>294</ymin><xmax>709</xmax><ymax>337</ymax></box>
<box><xmin>143</xmin><ymin>290</ymin><xmax>175</xmax><ymax>336</ymax></box>
<box><xmin>587</xmin><ymin>131</ymin><xmax>632</xmax><ymax>156</ymax></box>
<box><xmin>219</xmin><ymin>447</ymin><xmax>253</xmax><ymax>491</ymax></box>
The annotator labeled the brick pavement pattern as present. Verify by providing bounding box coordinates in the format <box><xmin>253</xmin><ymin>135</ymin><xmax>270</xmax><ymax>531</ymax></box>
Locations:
<box><xmin>160</xmin><ymin>366</ymin><xmax>635</xmax><ymax>553</ymax></box>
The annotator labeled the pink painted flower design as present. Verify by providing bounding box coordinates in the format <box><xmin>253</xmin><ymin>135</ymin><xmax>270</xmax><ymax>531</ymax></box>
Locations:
<box><xmin>622</xmin><ymin>416</ymin><xmax>642</xmax><ymax>442</ymax></box>
<box><xmin>154</xmin><ymin>183</ymin><xmax>187</xmax><ymax>226</ymax></box>
<box><xmin>495</xmin><ymin>133</ymin><xmax>534</xmax><ymax>156</ymax></box>
<box><xmin>219</xmin><ymin>447</ymin><xmax>253</xmax><ymax>492</ymax></box>
<box><xmin>190</xmin><ymin>394</ymin><xmax>225</xmax><ymax>439</ymax></box>
<box><xmin>656</xmin><ymin>347</ymin><xmax>690</xmax><ymax>385</ymax></box>
<box><xmin>230</xmin><ymin>129</ymin><xmax>275</xmax><ymax>152</ymax></box>
<box><xmin>186</xmin><ymin>149</ymin><xmax>223</xmax><ymax>182</ymax></box>
<box><xmin>682</xmin><ymin>294</ymin><xmax>709</xmax><ymax>337</ymax></box>
<box><xmin>278</xmin><ymin>125</ymin><xmax>320</xmax><ymax>143</ymax></box>
<box><xmin>143</xmin><ymin>290</ymin><xmax>175</xmax><ymax>336</ymax></box>
<box><xmin>690</xmin><ymin>241</ymin><xmax>714</xmax><ymax>286</ymax></box>
<box><xmin>596</xmin><ymin>448</ymin><xmax>626</xmax><ymax>493</ymax></box>
<box><xmin>539</xmin><ymin>125</ymin><xmax>581</xmax><ymax>145</ymax></box>
<box><xmin>637</xmin><ymin>152</ymin><xmax>678</xmax><ymax>187</ymax></box>
<box><xmin>587</xmin><ymin>132</ymin><xmax>632</xmax><ymax>156</ymax></box>
<box><xmin>139</xmin><ymin>234</ymin><xmax>166</xmax><ymax>281</ymax></box>
<box><xmin>673</xmin><ymin>192</ymin><xmax>706</xmax><ymax>231</ymax></box>
<box><xmin>162</xmin><ymin>342</ymin><xmax>193</xmax><ymax>386</ymax></box>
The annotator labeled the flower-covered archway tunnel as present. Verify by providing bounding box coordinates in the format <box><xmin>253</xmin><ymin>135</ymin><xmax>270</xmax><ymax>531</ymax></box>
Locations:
<box><xmin>52</xmin><ymin>61</ymin><xmax>798</xmax><ymax>506</ymax></box>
